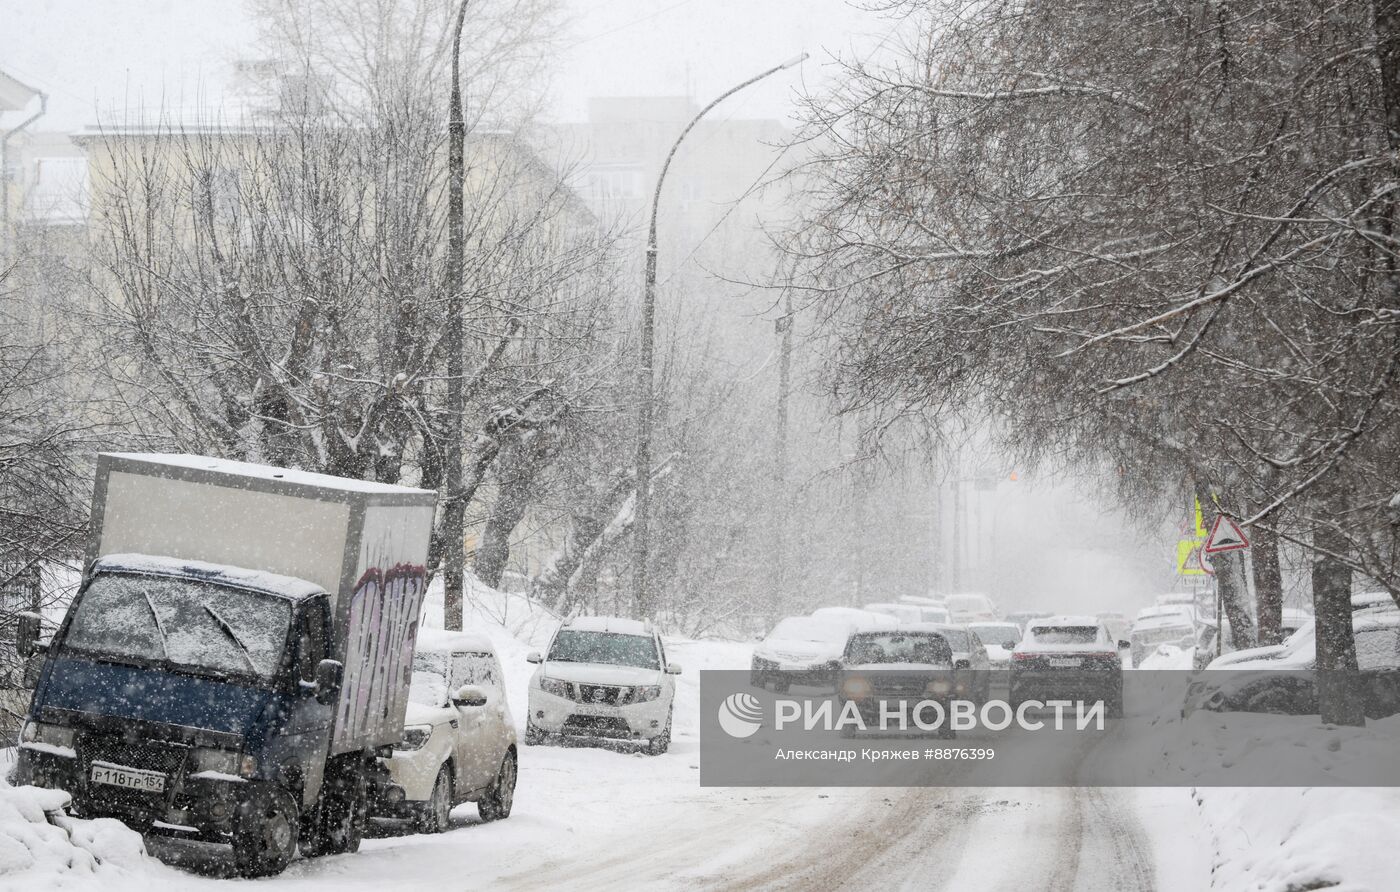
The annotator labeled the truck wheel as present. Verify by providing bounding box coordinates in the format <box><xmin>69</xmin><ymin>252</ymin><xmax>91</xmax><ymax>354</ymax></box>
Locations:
<box><xmin>478</xmin><ymin>749</ymin><xmax>517</xmax><ymax>821</ymax></box>
<box><xmin>232</xmin><ymin>789</ymin><xmax>298</xmax><ymax>877</ymax></box>
<box><xmin>416</xmin><ymin>766</ymin><xmax>453</xmax><ymax>834</ymax></box>
<box><xmin>304</xmin><ymin>758</ymin><xmax>366</xmax><ymax>857</ymax></box>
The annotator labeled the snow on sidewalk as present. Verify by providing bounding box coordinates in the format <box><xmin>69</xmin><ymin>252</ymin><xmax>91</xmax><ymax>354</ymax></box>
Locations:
<box><xmin>0</xmin><ymin>782</ymin><xmax>153</xmax><ymax>886</ymax></box>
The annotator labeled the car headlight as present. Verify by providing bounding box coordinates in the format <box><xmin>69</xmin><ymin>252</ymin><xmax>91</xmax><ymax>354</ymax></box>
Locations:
<box><xmin>399</xmin><ymin>724</ymin><xmax>434</xmax><ymax>750</ymax></box>
<box><xmin>20</xmin><ymin>721</ymin><xmax>75</xmax><ymax>749</ymax></box>
<box><xmin>539</xmin><ymin>676</ymin><xmax>570</xmax><ymax>698</ymax></box>
<box><xmin>841</xmin><ymin>676</ymin><xmax>872</xmax><ymax>700</ymax></box>
<box><xmin>631</xmin><ymin>685</ymin><xmax>662</xmax><ymax>703</ymax></box>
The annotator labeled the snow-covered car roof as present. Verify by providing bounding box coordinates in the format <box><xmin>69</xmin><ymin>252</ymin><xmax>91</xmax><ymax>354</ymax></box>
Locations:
<box><xmin>1029</xmin><ymin>615</ymin><xmax>1101</xmax><ymax>629</ymax></box>
<box><xmin>1352</xmin><ymin>591</ymin><xmax>1396</xmax><ymax>609</ymax></box>
<box><xmin>1131</xmin><ymin>607</ymin><xmax>1195</xmax><ymax>631</ymax></box>
<box><xmin>92</xmin><ymin>553</ymin><xmax>324</xmax><ymax>600</ymax></box>
<box><xmin>415</xmin><ymin>627</ymin><xmax>495</xmax><ymax>655</ymax></box>
<box><xmin>103</xmin><ymin>452</ymin><xmax>433</xmax><ymax>495</ymax></box>
<box><xmin>565</xmin><ymin>615</ymin><xmax>651</xmax><ymax>636</ymax></box>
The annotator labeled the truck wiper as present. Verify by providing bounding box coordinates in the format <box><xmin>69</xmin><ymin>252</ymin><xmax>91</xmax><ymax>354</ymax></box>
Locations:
<box><xmin>142</xmin><ymin>590</ymin><xmax>169</xmax><ymax>660</ymax></box>
<box><xmin>201</xmin><ymin>602</ymin><xmax>258</xmax><ymax>674</ymax></box>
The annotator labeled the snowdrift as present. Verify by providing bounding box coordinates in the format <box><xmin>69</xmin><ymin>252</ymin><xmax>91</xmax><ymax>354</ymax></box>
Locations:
<box><xmin>0</xmin><ymin>784</ymin><xmax>149</xmax><ymax>882</ymax></box>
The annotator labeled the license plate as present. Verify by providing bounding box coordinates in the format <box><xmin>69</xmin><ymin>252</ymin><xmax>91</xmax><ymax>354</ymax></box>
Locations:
<box><xmin>90</xmin><ymin>762</ymin><xmax>166</xmax><ymax>793</ymax></box>
<box><xmin>573</xmin><ymin>703</ymin><xmax>615</xmax><ymax>716</ymax></box>
<box><xmin>1048</xmin><ymin>658</ymin><xmax>1082</xmax><ymax>668</ymax></box>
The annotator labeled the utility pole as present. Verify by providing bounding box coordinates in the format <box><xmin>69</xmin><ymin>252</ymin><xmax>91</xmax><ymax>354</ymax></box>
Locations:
<box><xmin>772</xmin><ymin>292</ymin><xmax>793</xmax><ymax>611</ymax></box>
<box><xmin>442</xmin><ymin>0</ymin><xmax>470</xmax><ymax>631</ymax></box>
<box><xmin>631</xmin><ymin>53</ymin><xmax>807</xmax><ymax>619</ymax></box>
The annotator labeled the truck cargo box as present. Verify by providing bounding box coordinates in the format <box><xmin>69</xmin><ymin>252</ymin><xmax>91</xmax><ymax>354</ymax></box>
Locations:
<box><xmin>87</xmin><ymin>453</ymin><xmax>437</xmax><ymax>753</ymax></box>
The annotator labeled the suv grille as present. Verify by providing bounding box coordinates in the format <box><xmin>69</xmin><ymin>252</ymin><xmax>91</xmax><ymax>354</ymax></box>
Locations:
<box><xmin>574</xmin><ymin>683</ymin><xmax>623</xmax><ymax>705</ymax></box>
<box><xmin>76</xmin><ymin>733</ymin><xmax>188</xmax><ymax>813</ymax></box>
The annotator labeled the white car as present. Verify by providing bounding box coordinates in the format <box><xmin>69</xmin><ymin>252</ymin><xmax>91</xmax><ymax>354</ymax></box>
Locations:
<box><xmin>811</xmin><ymin>606</ymin><xmax>898</xmax><ymax>630</ymax></box>
<box><xmin>525</xmin><ymin>617</ymin><xmax>680</xmax><ymax>755</ymax></box>
<box><xmin>752</xmin><ymin>615</ymin><xmax>859</xmax><ymax>691</ymax></box>
<box><xmin>863</xmin><ymin>602</ymin><xmax>923</xmax><ymax>624</ymax></box>
<box><xmin>944</xmin><ymin>593</ymin><xmax>999</xmax><ymax>624</ymax></box>
<box><xmin>967</xmin><ymin>621</ymin><xmax>1023</xmax><ymax>669</ymax></box>
<box><xmin>375</xmin><ymin>629</ymin><xmax>518</xmax><ymax>832</ymax></box>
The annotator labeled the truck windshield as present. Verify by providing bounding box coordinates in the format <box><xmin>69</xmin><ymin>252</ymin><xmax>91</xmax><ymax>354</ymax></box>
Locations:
<box><xmin>62</xmin><ymin>572</ymin><xmax>291</xmax><ymax>682</ymax></box>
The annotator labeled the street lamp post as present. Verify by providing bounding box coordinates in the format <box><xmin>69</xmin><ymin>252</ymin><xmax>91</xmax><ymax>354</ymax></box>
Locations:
<box><xmin>631</xmin><ymin>53</ymin><xmax>807</xmax><ymax>619</ymax></box>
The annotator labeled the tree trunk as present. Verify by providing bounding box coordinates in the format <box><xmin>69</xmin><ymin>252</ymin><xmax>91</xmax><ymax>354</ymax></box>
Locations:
<box><xmin>1214</xmin><ymin>548</ymin><xmax>1256</xmax><ymax>651</ymax></box>
<box><xmin>474</xmin><ymin>436</ymin><xmax>552</xmax><ymax>589</ymax></box>
<box><xmin>532</xmin><ymin>473</ymin><xmax>634</xmax><ymax>608</ymax></box>
<box><xmin>1313</xmin><ymin>505</ymin><xmax>1363</xmax><ymax>726</ymax></box>
<box><xmin>1251</xmin><ymin>519</ymin><xmax>1285</xmax><ymax>646</ymax></box>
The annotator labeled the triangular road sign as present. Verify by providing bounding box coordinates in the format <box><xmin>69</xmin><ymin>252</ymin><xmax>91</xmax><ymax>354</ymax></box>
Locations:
<box><xmin>1204</xmin><ymin>515</ymin><xmax>1250</xmax><ymax>554</ymax></box>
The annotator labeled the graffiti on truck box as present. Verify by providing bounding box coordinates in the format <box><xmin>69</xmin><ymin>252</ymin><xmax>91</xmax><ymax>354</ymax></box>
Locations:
<box><xmin>335</xmin><ymin>561</ymin><xmax>426</xmax><ymax>747</ymax></box>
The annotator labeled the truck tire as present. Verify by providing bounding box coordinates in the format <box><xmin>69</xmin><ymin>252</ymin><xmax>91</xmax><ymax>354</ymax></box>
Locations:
<box><xmin>416</xmin><ymin>766</ymin><xmax>452</xmax><ymax>834</ymax></box>
<box><xmin>302</xmin><ymin>757</ymin><xmax>366</xmax><ymax>857</ymax></box>
<box><xmin>232</xmin><ymin>788</ymin><xmax>298</xmax><ymax>877</ymax></box>
<box><xmin>477</xmin><ymin>749</ymin><xmax>516</xmax><ymax>822</ymax></box>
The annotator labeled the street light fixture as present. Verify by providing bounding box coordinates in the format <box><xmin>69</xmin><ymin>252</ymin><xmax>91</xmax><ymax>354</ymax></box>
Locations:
<box><xmin>631</xmin><ymin>53</ymin><xmax>808</xmax><ymax>619</ymax></box>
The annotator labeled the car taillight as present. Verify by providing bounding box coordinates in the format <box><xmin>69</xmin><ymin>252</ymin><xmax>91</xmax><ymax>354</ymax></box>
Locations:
<box><xmin>1012</xmin><ymin>652</ymin><xmax>1037</xmax><ymax>660</ymax></box>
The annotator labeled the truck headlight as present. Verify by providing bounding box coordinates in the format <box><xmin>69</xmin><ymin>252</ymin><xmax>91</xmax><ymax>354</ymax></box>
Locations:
<box><xmin>399</xmin><ymin>724</ymin><xmax>433</xmax><ymax>751</ymax></box>
<box><xmin>538</xmin><ymin>676</ymin><xmax>570</xmax><ymax>698</ymax></box>
<box><xmin>190</xmin><ymin>747</ymin><xmax>240</xmax><ymax>776</ymax></box>
<box><xmin>20</xmin><ymin>721</ymin><xmax>75</xmax><ymax>749</ymax></box>
<box><xmin>631</xmin><ymin>685</ymin><xmax>662</xmax><ymax>703</ymax></box>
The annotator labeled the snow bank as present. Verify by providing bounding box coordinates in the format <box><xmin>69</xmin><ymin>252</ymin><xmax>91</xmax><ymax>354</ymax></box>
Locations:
<box><xmin>1137</xmin><ymin>644</ymin><xmax>1195</xmax><ymax>670</ymax></box>
<box><xmin>0</xmin><ymin>785</ymin><xmax>150</xmax><ymax>883</ymax></box>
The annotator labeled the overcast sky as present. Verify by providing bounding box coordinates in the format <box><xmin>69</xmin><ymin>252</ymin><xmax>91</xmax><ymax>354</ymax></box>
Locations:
<box><xmin>0</xmin><ymin>0</ymin><xmax>902</xmax><ymax>132</ymax></box>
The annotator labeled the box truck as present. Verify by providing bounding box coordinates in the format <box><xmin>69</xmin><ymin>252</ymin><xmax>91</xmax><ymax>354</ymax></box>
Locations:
<box><xmin>13</xmin><ymin>453</ymin><xmax>436</xmax><ymax>875</ymax></box>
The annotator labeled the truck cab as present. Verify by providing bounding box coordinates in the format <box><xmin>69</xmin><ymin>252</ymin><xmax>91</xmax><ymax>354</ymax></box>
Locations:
<box><xmin>12</xmin><ymin>452</ymin><xmax>438</xmax><ymax>877</ymax></box>
<box><xmin>17</xmin><ymin>555</ymin><xmax>346</xmax><ymax>875</ymax></box>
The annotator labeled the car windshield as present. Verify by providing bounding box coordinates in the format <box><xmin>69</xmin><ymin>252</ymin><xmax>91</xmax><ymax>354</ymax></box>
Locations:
<box><xmin>846</xmin><ymin>632</ymin><xmax>951</xmax><ymax>665</ymax></box>
<box><xmin>1355</xmin><ymin>627</ymin><xmax>1400</xmax><ymax>670</ymax></box>
<box><xmin>971</xmin><ymin>625</ymin><xmax>1020</xmax><ymax>646</ymax></box>
<box><xmin>931</xmin><ymin>628</ymin><xmax>971</xmax><ymax>651</ymax></box>
<box><xmin>548</xmin><ymin>630</ymin><xmax>658</xmax><ymax>669</ymax></box>
<box><xmin>1032</xmin><ymin>626</ymin><xmax>1100</xmax><ymax>645</ymax></box>
<box><xmin>408</xmin><ymin>669</ymin><xmax>448</xmax><ymax>707</ymax></box>
<box><xmin>63</xmin><ymin>572</ymin><xmax>291</xmax><ymax>682</ymax></box>
<box><xmin>769</xmin><ymin>618</ymin><xmax>847</xmax><ymax>643</ymax></box>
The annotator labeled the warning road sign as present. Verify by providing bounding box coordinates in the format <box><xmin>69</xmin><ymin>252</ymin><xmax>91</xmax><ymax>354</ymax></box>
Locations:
<box><xmin>1204</xmin><ymin>515</ymin><xmax>1250</xmax><ymax>554</ymax></box>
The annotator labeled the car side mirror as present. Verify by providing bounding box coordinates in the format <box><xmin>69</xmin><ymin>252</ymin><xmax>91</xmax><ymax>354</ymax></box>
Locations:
<box><xmin>453</xmin><ymin>684</ymin><xmax>488</xmax><ymax>707</ymax></box>
<box><xmin>15</xmin><ymin>612</ymin><xmax>42</xmax><ymax>659</ymax></box>
<box><xmin>526</xmin><ymin>651</ymin><xmax>543</xmax><ymax>664</ymax></box>
<box><xmin>1118</xmin><ymin>640</ymin><xmax>1132</xmax><ymax>650</ymax></box>
<box><xmin>313</xmin><ymin>659</ymin><xmax>343</xmax><ymax>705</ymax></box>
<box><xmin>665</xmin><ymin>664</ymin><xmax>682</xmax><ymax>675</ymax></box>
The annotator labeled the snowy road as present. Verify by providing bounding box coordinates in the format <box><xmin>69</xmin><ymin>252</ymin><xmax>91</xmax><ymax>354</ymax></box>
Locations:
<box><xmin>125</xmin><ymin>664</ymin><xmax>1204</xmax><ymax>891</ymax></box>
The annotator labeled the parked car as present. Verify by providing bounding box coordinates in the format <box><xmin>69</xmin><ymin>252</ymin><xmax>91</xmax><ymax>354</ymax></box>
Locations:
<box><xmin>371</xmin><ymin>629</ymin><xmax>517</xmax><ymax>832</ymax></box>
<box><xmin>1192</xmin><ymin>609</ymin><xmax>1313</xmax><ymax>670</ymax></box>
<box><xmin>908</xmin><ymin>623</ymin><xmax>992</xmax><ymax>703</ymax></box>
<box><xmin>863</xmin><ymin>602</ymin><xmax>923</xmax><ymax>624</ymax></box>
<box><xmin>1184</xmin><ymin>612</ymin><xmax>1400</xmax><ymax>718</ymax></box>
<box><xmin>967</xmin><ymin>622</ymin><xmax>1023</xmax><ymax>669</ymax></box>
<box><xmin>897</xmin><ymin>596</ymin><xmax>951</xmax><ymax>622</ymax></box>
<box><xmin>752</xmin><ymin>616</ymin><xmax>857</xmax><ymax>692</ymax></box>
<box><xmin>525</xmin><ymin>617</ymin><xmax>680</xmax><ymax>755</ymax></box>
<box><xmin>1095</xmin><ymin>612</ymin><xmax>1129</xmax><ymax>643</ymax></box>
<box><xmin>1352</xmin><ymin>591</ymin><xmax>1398</xmax><ymax>613</ymax></box>
<box><xmin>811</xmin><ymin>606</ymin><xmax>898</xmax><ymax>630</ymax></box>
<box><xmin>944</xmin><ymin>593</ymin><xmax>999</xmax><ymax>624</ymax></box>
<box><xmin>836</xmin><ymin>629</ymin><xmax>956</xmax><ymax>738</ymax></box>
<box><xmin>1010</xmin><ymin>617</ymin><xmax>1126</xmax><ymax>717</ymax></box>
<box><xmin>1128</xmin><ymin>606</ymin><xmax>1197</xmax><ymax>667</ymax></box>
